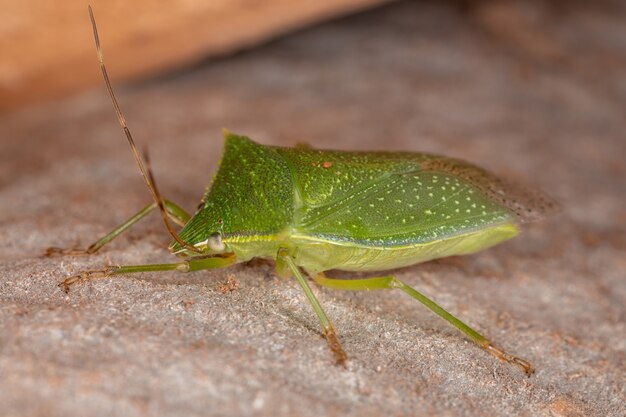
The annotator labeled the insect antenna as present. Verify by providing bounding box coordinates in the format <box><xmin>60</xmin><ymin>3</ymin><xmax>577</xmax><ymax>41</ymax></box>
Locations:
<box><xmin>88</xmin><ymin>6</ymin><xmax>201</xmax><ymax>254</ymax></box>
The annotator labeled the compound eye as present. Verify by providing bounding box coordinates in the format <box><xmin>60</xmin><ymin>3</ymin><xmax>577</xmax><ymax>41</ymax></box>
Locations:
<box><xmin>207</xmin><ymin>232</ymin><xmax>225</xmax><ymax>252</ymax></box>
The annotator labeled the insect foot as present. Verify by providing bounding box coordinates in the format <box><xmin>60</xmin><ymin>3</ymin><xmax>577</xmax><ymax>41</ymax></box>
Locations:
<box><xmin>45</xmin><ymin>246</ymin><xmax>95</xmax><ymax>257</ymax></box>
<box><xmin>324</xmin><ymin>325</ymin><xmax>348</xmax><ymax>367</ymax></box>
<box><xmin>484</xmin><ymin>342</ymin><xmax>535</xmax><ymax>376</ymax></box>
<box><xmin>58</xmin><ymin>267</ymin><xmax>115</xmax><ymax>294</ymax></box>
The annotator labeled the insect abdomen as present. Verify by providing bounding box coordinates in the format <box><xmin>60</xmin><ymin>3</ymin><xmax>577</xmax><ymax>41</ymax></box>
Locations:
<box><xmin>289</xmin><ymin>222</ymin><xmax>518</xmax><ymax>273</ymax></box>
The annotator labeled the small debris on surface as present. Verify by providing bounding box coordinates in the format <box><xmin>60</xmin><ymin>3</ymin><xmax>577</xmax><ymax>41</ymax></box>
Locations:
<box><xmin>218</xmin><ymin>275</ymin><xmax>240</xmax><ymax>294</ymax></box>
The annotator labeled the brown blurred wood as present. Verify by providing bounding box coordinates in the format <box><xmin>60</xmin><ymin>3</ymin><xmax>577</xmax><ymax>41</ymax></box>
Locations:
<box><xmin>0</xmin><ymin>0</ymin><xmax>393</xmax><ymax>113</ymax></box>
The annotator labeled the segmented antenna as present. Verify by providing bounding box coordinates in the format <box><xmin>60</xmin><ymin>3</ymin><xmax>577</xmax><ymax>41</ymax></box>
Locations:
<box><xmin>88</xmin><ymin>6</ymin><xmax>201</xmax><ymax>254</ymax></box>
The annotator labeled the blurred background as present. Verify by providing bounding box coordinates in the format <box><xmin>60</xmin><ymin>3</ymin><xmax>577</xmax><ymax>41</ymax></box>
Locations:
<box><xmin>1</xmin><ymin>0</ymin><xmax>392</xmax><ymax>113</ymax></box>
<box><xmin>1</xmin><ymin>1</ymin><xmax>625</xmax><ymax>416</ymax></box>
<box><xmin>3</xmin><ymin>0</ymin><xmax>625</xmax><ymax>114</ymax></box>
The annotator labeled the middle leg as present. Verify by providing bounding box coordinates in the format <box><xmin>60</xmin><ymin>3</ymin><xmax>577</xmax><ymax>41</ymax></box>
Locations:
<box><xmin>276</xmin><ymin>248</ymin><xmax>347</xmax><ymax>366</ymax></box>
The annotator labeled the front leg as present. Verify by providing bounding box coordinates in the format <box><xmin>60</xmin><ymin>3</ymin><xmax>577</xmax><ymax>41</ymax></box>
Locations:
<box><xmin>46</xmin><ymin>199</ymin><xmax>191</xmax><ymax>257</ymax></box>
<box><xmin>59</xmin><ymin>253</ymin><xmax>237</xmax><ymax>293</ymax></box>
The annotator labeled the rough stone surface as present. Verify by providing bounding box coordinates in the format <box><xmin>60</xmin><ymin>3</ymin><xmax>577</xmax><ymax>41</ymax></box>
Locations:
<box><xmin>1</xmin><ymin>1</ymin><xmax>625</xmax><ymax>416</ymax></box>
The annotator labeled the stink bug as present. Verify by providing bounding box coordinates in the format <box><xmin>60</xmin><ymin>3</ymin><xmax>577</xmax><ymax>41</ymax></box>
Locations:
<box><xmin>49</xmin><ymin>7</ymin><xmax>557</xmax><ymax>376</ymax></box>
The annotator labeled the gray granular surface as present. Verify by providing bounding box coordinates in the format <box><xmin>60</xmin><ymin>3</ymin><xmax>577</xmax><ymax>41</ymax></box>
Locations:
<box><xmin>1</xmin><ymin>1</ymin><xmax>625</xmax><ymax>416</ymax></box>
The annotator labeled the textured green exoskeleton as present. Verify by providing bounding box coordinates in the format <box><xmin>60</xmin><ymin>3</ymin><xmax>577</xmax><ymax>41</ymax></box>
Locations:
<box><xmin>175</xmin><ymin>133</ymin><xmax>529</xmax><ymax>270</ymax></box>
<box><xmin>51</xmin><ymin>7</ymin><xmax>557</xmax><ymax>376</ymax></box>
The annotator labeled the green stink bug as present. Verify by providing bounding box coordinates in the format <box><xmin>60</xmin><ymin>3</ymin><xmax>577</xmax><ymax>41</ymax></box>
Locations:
<box><xmin>49</xmin><ymin>7</ymin><xmax>557</xmax><ymax>376</ymax></box>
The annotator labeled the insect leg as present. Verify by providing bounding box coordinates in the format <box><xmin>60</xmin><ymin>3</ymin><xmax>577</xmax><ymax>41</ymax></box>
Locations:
<box><xmin>313</xmin><ymin>273</ymin><xmax>534</xmax><ymax>376</ymax></box>
<box><xmin>46</xmin><ymin>199</ymin><xmax>191</xmax><ymax>256</ymax></box>
<box><xmin>276</xmin><ymin>249</ymin><xmax>347</xmax><ymax>366</ymax></box>
<box><xmin>58</xmin><ymin>253</ymin><xmax>236</xmax><ymax>293</ymax></box>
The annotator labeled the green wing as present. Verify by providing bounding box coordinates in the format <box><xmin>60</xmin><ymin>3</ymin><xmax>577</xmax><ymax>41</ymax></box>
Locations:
<box><xmin>275</xmin><ymin>146</ymin><xmax>552</xmax><ymax>247</ymax></box>
<box><xmin>298</xmin><ymin>170</ymin><xmax>514</xmax><ymax>246</ymax></box>
<box><xmin>274</xmin><ymin>147</ymin><xmax>430</xmax><ymax>207</ymax></box>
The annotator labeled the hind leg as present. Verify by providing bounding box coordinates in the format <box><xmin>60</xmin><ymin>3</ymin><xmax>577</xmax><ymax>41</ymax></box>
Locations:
<box><xmin>313</xmin><ymin>272</ymin><xmax>534</xmax><ymax>376</ymax></box>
